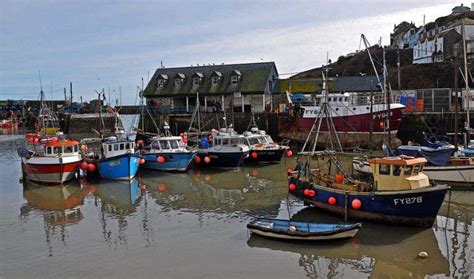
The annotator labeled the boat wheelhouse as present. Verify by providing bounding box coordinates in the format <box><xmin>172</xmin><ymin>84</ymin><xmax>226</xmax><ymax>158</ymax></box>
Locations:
<box><xmin>141</xmin><ymin>134</ymin><xmax>197</xmax><ymax>172</ymax></box>
<box><xmin>289</xmin><ymin>156</ymin><xmax>448</xmax><ymax>227</ymax></box>
<box><xmin>197</xmin><ymin>127</ymin><xmax>250</xmax><ymax>168</ymax></box>
<box><xmin>243</xmin><ymin>127</ymin><xmax>287</xmax><ymax>162</ymax></box>
<box><xmin>19</xmin><ymin>137</ymin><xmax>82</xmax><ymax>185</ymax></box>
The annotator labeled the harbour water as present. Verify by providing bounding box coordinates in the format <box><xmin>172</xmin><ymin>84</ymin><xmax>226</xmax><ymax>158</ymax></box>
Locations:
<box><xmin>0</xmin><ymin>133</ymin><xmax>473</xmax><ymax>278</ymax></box>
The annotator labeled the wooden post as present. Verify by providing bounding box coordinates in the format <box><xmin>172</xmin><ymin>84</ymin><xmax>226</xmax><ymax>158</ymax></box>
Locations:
<box><xmin>186</xmin><ymin>96</ymin><xmax>189</xmax><ymax>113</ymax></box>
<box><xmin>221</xmin><ymin>95</ymin><xmax>224</xmax><ymax>112</ymax></box>
<box><xmin>241</xmin><ymin>94</ymin><xmax>245</xmax><ymax>112</ymax></box>
<box><xmin>344</xmin><ymin>192</ymin><xmax>349</xmax><ymax>222</ymax></box>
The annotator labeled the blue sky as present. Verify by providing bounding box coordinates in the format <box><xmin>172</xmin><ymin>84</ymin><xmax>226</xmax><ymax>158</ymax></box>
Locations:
<box><xmin>0</xmin><ymin>0</ymin><xmax>464</xmax><ymax>104</ymax></box>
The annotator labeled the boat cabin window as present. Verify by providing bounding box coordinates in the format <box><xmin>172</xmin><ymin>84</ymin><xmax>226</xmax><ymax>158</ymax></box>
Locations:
<box><xmin>248</xmin><ymin>138</ymin><xmax>259</xmax><ymax>145</ymax></box>
<box><xmin>160</xmin><ymin>140</ymin><xmax>170</xmax><ymax>149</ymax></box>
<box><xmin>108</xmin><ymin>145</ymin><xmax>112</xmax><ymax>152</ymax></box>
<box><xmin>64</xmin><ymin>146</ymin><xmax>73</xmax><ymax>153</ymax></box>
<box><xmin>170</xmin><ymin>140</ymin><xmax>178</xmax><ymax>149</ymax></box>
<box><xmin>229</xmin><ymin>138</ymin><xmax>240</xmax><ymax>145</ymax></box>
<box><xmin>120</xmin><ymin>143</ymin><xmax>124</xmax><ymax>150</ymax></box>
<box><xmin>74</xmin><ymin>145</ymin><xmax>78</xmax><ymax>152</ymax></box>
<box><xmin>379</xmin><ymin>164</ymin><xmax>390</xmax><ymax>175</ymax></box>
<box><xmin>404</xmin><ymin>166</ymin><xmax>413</xmax><ymax>176</ymax></box>
<box><xmin>265</xmin><ymin>135</ymin><xmax>273</xmax><ymax>143</ymax></box>
<box><xmin>125</xmin><ymin>143</ymin><xmax>130</xmax><ymax>150</ymax></box>
<box><xmin>393</xmin><ymin>165</ymin><xmax>401</xmax><ymax>176</ymax></box>
<box><xmin>114</xmin><ymin>144</ymin><xmax>119</xmax><ymax>151</ymax></box>
<box><xmin>54</xmin><ymin>147</ymin><xmax>62</xmax><ymax>154</ymax></box>
<box><xmin>413</xmin><ymin>164</ymin><xmax>421</xmax><ymax>175</ymax></box>
<box><xmin>46</xmin><ymin>146</ymin><xmax>53</xmax><ymax>155</ymax></box>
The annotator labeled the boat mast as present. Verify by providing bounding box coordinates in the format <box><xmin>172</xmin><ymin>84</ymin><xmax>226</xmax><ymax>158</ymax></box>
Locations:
<box><xmin>462</xmin><ymin>17</ymin><xmax>471</xmax><ymax>143</ymax></box>
<box><xmin>383</xmin><ymin>47</ymin><xmax>391</xmax><ymax>148</ymax></box>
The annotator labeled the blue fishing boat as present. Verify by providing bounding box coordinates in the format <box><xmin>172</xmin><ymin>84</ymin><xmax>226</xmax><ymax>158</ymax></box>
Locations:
<box><xmin>140</xmin><ymin>125</ymin><xmax>197</xmax><ymax>172</ymax></box>
<box><xmin>290</xmin><ymin>156</ymin><xmax>449</xmax><ymax>227</ymax></box>
<box><xmin>247</xmin><ymin>218</ymin><xmax>361</xmax><ymax>240</ymax></box>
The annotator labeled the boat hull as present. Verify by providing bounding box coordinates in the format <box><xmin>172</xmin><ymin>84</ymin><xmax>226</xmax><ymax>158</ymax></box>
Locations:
<box><xmin>297</xmin><ymin>105</ymin><xmax>404</xmax><ymax>132</ymax></box>
<box><xmin>197</xmin><ymin>151</ymin><xmax>249</xmax><ymax>168</ymax></box>
<box><xmin>246</xmin><ymin>148</ymin><xmax>286</xmax><ymax>163</ymax></box>
<box><xmin>423</xmin><ymin>165</ymin><xmax>474</xmax><ymax>188</ymax></box>
<box><xmin>22</xmin><ymin>159</ymin><xmax>81</xmax><ymax>185</ymax></box>
<box><xmin>97</xmin><ymin>153</ymin><xmax>140</xmax><ymax>180</ymax></box>
<box><xmin>142</xmin><ymin>151</ymin><xmax>197</xmax><ymax>171</ymax></box>
<box><xmin>289</xmin><ymin>177</ymin><xmax>449</xmax><ymax>227</ymax></box>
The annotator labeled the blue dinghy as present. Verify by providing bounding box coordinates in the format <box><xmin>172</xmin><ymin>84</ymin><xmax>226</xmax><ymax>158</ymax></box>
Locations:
<box><xmin>247</xmin><ymin>218</ymin><xmax>361</xmax><ymax>240</ymax></box>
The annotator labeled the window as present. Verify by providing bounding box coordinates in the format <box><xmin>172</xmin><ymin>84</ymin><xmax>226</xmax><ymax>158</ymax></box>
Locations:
<box><xmin>65</xmin><ymin>146</ymin><xmax>73</xmax><ymax>153</ymax></box>
<box><xmin>193</xmin><ymin>77</ymin><xmax>200</xmax><ymax>86</ymax></box>
<box><xmin>393</xmin><ymin>165</ymin><xmax>401</xmax><ymax>176</ymax></box>
<box><xmin>108</xmin><ymin>145</ymin><xmax>112</xmax><ymax>152</ymax></box>
<box><xmin>120</xmin><ymin>143</ymin><xmax>124</xmax><ymax>150</ymax></box>
<box><xmin>404</xmin><ymin>166</ymin><xmax>413</xmax><ymax>176</ymax></box>
<box><xmin>157</xmin><ymin>79</ymin><xmax>165</xmax><ymax>88</ymax></box>
<box><xmin>265</xmin><ymin>135</ymin><xmax>274</xmax><ymax>143</ymax></box>
<box><xmin>379</xmin><ymin>164</ymin><xmax>390</xmax><ymax>175</ymax></box>
<box><xmin>175</xmin><ymin>78</ymin><xmax>182</xmax><ymax>87</ymax></box>
<box><xmin>125</xmin><ymin>143</ymin><xmax>130</xmax><ymax>150</ymax></box>
<box><xmin>248</xmin><ymin>138</ymin><xmax>259</xmax><ymax>145</ymax></box>
<box><xmin>74</xmin><ymin>145</ymin><xmax>78</xmax><ymax>152</ymax></box>
<box><xmin>160</xmin><ymin>140</ymin><xmax>170</xmax><ymax>149</ymax></box>
<box><xmin>211</xmin><ymin>76</ymin><xmax>219</xmax><ymax>86</ymax></box>
<box><xmin>413</xmin><ymin>164</ymin><xmax>421</xmax><ymax>175</ymax></box>
<box><xmin>170</xmin><ymin>140</ymin><xmax>178</xmax><ymax>149</ymax></box>
<box><xmin>54</xmin><ymin>147</ymin><xmax>61</xmax><ymax>154</ymax></box>
<box><xmin>231</xmin><ymin>75</ymin><xmax>239</xmax><ymax>84</ymax></box>
<box><xmin>114</xmin><ymin>144</ymin><xmax>119</xmax><ymax>151</ymax></box>
<box><xmin>46</xmin><ymin>147</ymin><xmax>52</xmax><ymax>154</ymax></box>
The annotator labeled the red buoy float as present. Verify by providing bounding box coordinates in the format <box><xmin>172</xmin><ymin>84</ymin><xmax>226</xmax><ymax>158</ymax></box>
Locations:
<box><xmin>87</xmin><ymin>163</ymin><xmax>96</xmax><ymax>172</ymax></box>
<box><xmin>80</xmin><ymin>161</ymin><xmax>88</xmax><ymax>170</ymax></box>
<box><xmin>352</xmin><ymin>199</ymin><xmax>362</xmax><ymax>209</ymax></box>
<box><xmin>139</xmin><ymin>158</ymin><xmax>145</xmax><ymax>164</ymax></box>
<box><xmin>308</xmin><ymin>189</ymin><xmax>316</xmax><ymax>197</ymax></box>
<box><xmin>157</xmin><ymin>156</ymin><xmax>165</xmax><ymax>164</ymax></box>
<box><xmin>204</xmin><ymin>156</ymin><xmax>211</xmax><ymax>164</ymax></box>
<box><xmin>303</xmin><ymin>189</ymin><xmax>310</xmax><ymax>196</ymax></box>
<box><xmin>328</xmin><ymin>196</ymin><xmax>336</xmax><ymax>205</ymax></box>
<box><xmin>289</xmin><ymin>183</ymin><xmax>296</xmax><ymax>191</ymax></box>
<box><xmin>81</xmin><ymin>145</ymin><xmax>88</xmax><ymax>152</ymax></box>
<box><xmin>251</xmin><ymin>152</ymin><xmax>258</xmax><ymax>159</ymax></box>
<box><xmin>140</xmin><ymin>184</ymin><xmax>147</xmax><ymax>190</ymax></box>
<box><xmin>286</xmin><ymin>150</ymin><xmax>293</xmax><ymax>157</ymax></box>
<box><xmin>194</xmin><ymin>156</ymin><xmax>201</xmax><ymax>164</ymax></box>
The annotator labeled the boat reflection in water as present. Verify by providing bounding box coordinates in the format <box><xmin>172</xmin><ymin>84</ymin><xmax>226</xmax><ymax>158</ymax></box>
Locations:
<box><xmin>90</xmin><ymin>178</ymin><xmax>144</xmax><ymax>248</ymax></box>
<box><xmin>248</xmin><ymin>205</ymin><xmax>450</xmax><ymax>278</ymax></box>
<box><xmin>140</xmin><ymin>167</ymin><xmax>283</xmax><ymax>215</ymax></box>
<box><xmin>20</xmin><ymin>179</ymin><xmax>94</xmax><ymax>256</ymax></box>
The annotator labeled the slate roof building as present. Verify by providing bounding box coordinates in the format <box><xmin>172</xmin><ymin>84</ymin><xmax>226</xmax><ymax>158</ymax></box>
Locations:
<box><xmin>143</xmin><ymin>62</ymin><xmax>278</xmax><ymax>113</ymax></box>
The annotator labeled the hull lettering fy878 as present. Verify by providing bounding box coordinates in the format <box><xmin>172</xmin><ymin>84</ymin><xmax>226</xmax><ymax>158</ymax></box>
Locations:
<box><xmin>393</xmin><ymin>196</ymin><xmax>422</xmax><ymax>205</ymax></box>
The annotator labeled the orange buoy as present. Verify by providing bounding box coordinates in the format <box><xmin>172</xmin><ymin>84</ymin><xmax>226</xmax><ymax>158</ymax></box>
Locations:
<box><xmin>352</xmin><ymin>199</ymin><xmax>362</xmax><ymax>209</ymax></box>
<box><xmin>80</xmin><ymin>161</ymin><xmax>88</xmax><ymax>170</ymax></box>
<box><xmin>87</xmin><ymin>163</ymin><xmax>96</xmax><ymax>172</ymax></box>
<box><xmin>289</xmin><ymin>183</ymin><xmax>296</xmax><ymax>191</ymax></box>
<box><xmin>194</xmin><ymin>156</ymin><xmax>201</xmax><ymax>164</ymax></box>
<box><xmin>308</xmin><ymin>189</ymin><xmax>316</xmax><ymax>197</ymax></box>
<box><xmin>328</xmin><ymin>196</ymin><xmax>336</xmax><ymax>205</ymax></box>
<box><xmin>157</xmin><ymin>156</ymin><xmax>165</xmax><ymax>164</ymax></box>
<box><xmin>286</xmin><ymin>150</ymin><xmax>293</xmax><ymax>157</ymax></box>
<box><xmin>158</xmin><ymin>183</ymin><xmax>167</xmax><ymax>192</ymax></box>
<box><xmin>251</xmin><ymin>152</ymin><xmax>258</xmax><ymax>159</ymax></box>
<box><xmin>140</xmin><ymin>184</ymin><xmax>147</xmax><ymax>190</ymax></box>
<box><xmin>335</xmin><ymin>173</ymin><xmax>344</xmax><ymax>183</ymax></box>
<box><xmin>204</xmin><ymin>156</ymin><xmax>211</xmax><ymax>164</ymax></box>
<box><xmin>303</xmin><ymin>189</ymin><xmax>310</xmax><ymax>196</ymax></box>
<box><xmin>139</xmin><ymin>158</ymin><xmax>145</xmax><ymax>164</ymax></box>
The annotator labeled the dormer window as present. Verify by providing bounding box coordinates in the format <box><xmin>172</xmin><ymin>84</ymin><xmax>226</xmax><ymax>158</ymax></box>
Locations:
<box><xmin>230</xmin><ymin>69</ymin><xmax>242</xmax><ymax>85</ymax></box>
<box><xmin>192</xmin><ymin>72</ymin><xmax>204</xmax><ymax>87</ymax></box>
<box><xmin>211</xmin><ymin>71</ymin><xmax>222</xmax><ymax>86</ymax></box>
<box><xmin>157</xmin><ymin>74</ymin><xmax>168</xmax><ymax>88</ymax></box>
<box><xmin>174</xmin><ymin>73</ymin><xmax>185</xmax><ymax>87</ymax></box>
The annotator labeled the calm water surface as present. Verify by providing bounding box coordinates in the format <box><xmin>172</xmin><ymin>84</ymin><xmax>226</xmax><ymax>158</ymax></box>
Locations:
<box><xmin>0</xmin><ymin>134</ymin><xmax>473</xmax><ymax>278</ymax></box>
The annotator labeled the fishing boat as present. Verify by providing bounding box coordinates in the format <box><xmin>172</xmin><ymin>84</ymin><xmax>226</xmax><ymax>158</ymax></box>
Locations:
<box><xmin>17</xmin><ymin>90</ymin><xmax>82</xmax><ymax>185</ymax></box>
<box><xmin>196</xmin><ymin>127</ymin><xmax>250</xmax><ymax>168</ymax></box>
<box><xmin>81</xmin><ymin>93</ymin><xmax>140</xmax><ymax>180</ymax></box>
<box><xmin>247</xmin><ymin>218</ymin><xmax>361</xmax><ymax>240</ymax></box>
<box><xmin>353</xmin><ymin>144</ymin><xmax>474</xmax><ymax>188</ymax></box>
<box><xmin>139</xmin><ymin>124</ymin><xmax>197</xmax><ymax>172</ymax></box>
<box><xmin>19</xmin><ymin>135</ymin><xmax>82</xmax><ymax>185</ymax></box>
<box><xmin>289</xmin><ymin>155</ymin><xmax>449</xmax><ymax>227</ymax></box>
<box><xmin>243</xmin><ymin>115</ymin><xmax>289</xmax><ymax>162</ymax></box>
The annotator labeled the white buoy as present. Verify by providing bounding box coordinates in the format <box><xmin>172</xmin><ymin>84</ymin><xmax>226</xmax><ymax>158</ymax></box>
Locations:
<box><xmin>418</xmin><ymin>251</ymin><xmax>428</xmax><ymax>258</ymax></box>
<box><xmin>288</xmin><ymin>225</ymin><xmax>297</xmax><ymax>232</ymax></box>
